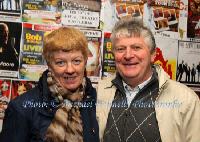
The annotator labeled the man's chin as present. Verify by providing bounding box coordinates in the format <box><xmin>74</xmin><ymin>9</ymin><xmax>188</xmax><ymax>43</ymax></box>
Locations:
<box><xmin>122</xmin><ymin>73</ymin><xmax>138</xmax><ymax>79</ymax></box>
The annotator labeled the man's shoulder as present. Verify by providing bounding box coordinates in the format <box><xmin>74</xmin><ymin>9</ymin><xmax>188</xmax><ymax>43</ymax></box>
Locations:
<box><xmin>98</xmin><ymin>76</ymin><xmax>115</xmax><ymax>88</ymax></box>
<box><xmin>100</xmin><ymin>76</ymin><xmax>115</xmax><ymax>82</ymax></box>
<box><xmin>162</xmin><ymin>79</ymin><xmax>198</xmax><ymax>101</ymax></box>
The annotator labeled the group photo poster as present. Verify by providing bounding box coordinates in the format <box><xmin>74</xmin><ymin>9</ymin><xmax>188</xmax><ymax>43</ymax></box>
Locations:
<box><xmin>177</xmin><ymin>41</ymin><xmax>200</xmax><ymax>84</ymax></box>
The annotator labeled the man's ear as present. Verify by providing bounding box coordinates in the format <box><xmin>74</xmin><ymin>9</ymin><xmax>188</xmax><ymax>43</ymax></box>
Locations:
<box><xmin>150</xmin><ymin>50</ymin><xmax>156</xmax><ymax>63</ymax></box>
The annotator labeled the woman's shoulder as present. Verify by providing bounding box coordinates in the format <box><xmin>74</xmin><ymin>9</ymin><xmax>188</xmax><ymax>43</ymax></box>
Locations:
<box><xmin>8</xmin><ymin>86</ymin><xmax>42</xmax><ymax>114</ymax></box>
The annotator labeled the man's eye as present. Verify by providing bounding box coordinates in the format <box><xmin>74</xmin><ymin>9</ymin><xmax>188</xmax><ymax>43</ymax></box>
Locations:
<box><xmin>132</xmin><ymin>46</ymin><xmax>141</xmax><ymax>50</ymax></box>
<box><xmin>115</xmin><ymin>47</ymin><xmax>126</xmax><ymax>52</ymax></box>
<box><xmin>72</xmin><ymin>60</ymin><xmax>81</xmax><ymax>65</ymax></box>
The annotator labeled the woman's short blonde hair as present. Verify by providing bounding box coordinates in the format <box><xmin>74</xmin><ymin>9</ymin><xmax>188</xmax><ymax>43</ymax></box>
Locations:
<box><xmin>43</xmin><ymin>27</ymin><xmax>88</xmax><ymax>63</ymax></box>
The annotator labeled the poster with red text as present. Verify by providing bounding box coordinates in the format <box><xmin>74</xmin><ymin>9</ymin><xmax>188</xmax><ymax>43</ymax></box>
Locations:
<box><xmin>154</xmin><ymin>37</ymin><xmax>178</xmax><ymax>80</ymax></box>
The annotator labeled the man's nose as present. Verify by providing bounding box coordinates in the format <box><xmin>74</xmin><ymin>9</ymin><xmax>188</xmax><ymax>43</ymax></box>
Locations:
<box><xmin>124</xmin><ymin>47</ymin><xmax>133</xmax><ymax>59</ymax></box>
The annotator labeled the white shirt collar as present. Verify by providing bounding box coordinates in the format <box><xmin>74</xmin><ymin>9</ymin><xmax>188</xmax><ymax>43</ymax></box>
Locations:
<box><xmin>123</xmin><ymin>75</ymin><xmax>153</xmax><ymax>107</ymax></box>
<box><xmin>123</xmin><ymin>75</ymin><xmax>152</xmax><ymax>91</ymax></box>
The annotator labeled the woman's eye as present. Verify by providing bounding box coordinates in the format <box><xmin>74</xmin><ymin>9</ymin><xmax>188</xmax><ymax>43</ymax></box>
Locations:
<box><xmin>72</xmin><ymin>60</ymin><xmax>81</xmax><ymax>65</ymax></box>
<box><xmin>55</xmin><ymin>61</ymin><xmax>65</xmax><ymax>66</ymax></box>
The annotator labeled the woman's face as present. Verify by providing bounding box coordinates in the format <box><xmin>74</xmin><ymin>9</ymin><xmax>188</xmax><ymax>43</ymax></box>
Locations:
<box><xmin>49</xmin><ymin>50</ymin><xmax>86</xmax><ymax>92</ymax></box>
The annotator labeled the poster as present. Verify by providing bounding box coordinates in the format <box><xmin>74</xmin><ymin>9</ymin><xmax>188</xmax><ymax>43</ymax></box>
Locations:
<box><xmin>177</xmin><ymin>41</ymin><xmax>200</xmax><ymax>86</ymax></box>
<box><xmin>81</xmin><ymin>29</ymin><xmax>102</xmax><ymax>82</ymax></box>
<box><xmin>0</xmin><ymin>79</ymin><xmax>11</xmax><ymax>119</ymax></box>
<box><xmin>154</xmin><ymin>37</ymin><xmax>178</xmax><ymax>80</ymax></box>
<box><xmin>0</xmin><ymin>0</ymin><xmax>21</xmax><ymax>21</ymax></box>
<box><xmin>144</xmin><ymin>0</ymin><xmax>180</xmax><ymax>38</ymax></box>
<box><xmin>62</xmin><ymin>0</ymin><xmax>101</xmax><ymax>28</ymax></box>
<box><xmin>187</xmin><ymin>0</ymin><xmax>200</xmax><ymax>38</ymax></box>
<box><xmin>102</xmin><ymin>32</ymin><xmax>116</xmax><ymax>77</ymax></box>
<box><xmin>101</xmin><ymin>0</ymin><xmax>180</xmax><ymax>39</ymax></box>
<box><xmin>101</xmin><ymin>0</ymin><xmax>142</xmax><ymax>31</ymax></box>
<box><xmin>22</xmin><ymin>0</ymin><xmax>62</xmax><ymax>25</ymax></box>
<box><xmin>0</xmin><ymin>21</ymin><xmax>22</xmax><ymax>78</ymax></box>
<box><xmin>11</xmin><ymin>80</ymin><xmax>38</xmax><ymax>100</ymax></box>
<box><xmin>19</xmin><ymin>23</ymin><xmax>53</xmax><ymax>81</ymax></box>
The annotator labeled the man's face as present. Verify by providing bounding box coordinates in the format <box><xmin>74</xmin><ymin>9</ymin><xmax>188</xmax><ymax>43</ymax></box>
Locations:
<box><xmin>113</xmin><ymin>36</ymin><xmax>155</xmax><ymax>86</ymax></box>
<box><xmin>147</xmin><ymin>0</ymin><xmax>153</xmax><ymax>6</ymax></box>
<box><xmin>2</xmin><ymin>25</ymin><xmax>9</xmax><ymax>44</ymax></box>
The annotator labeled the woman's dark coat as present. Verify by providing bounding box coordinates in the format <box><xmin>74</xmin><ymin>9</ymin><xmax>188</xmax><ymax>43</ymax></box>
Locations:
<box><xmin>0</xmin><ymin>70</ymin><xmax>99</xmax><ymax>142</ymax></box>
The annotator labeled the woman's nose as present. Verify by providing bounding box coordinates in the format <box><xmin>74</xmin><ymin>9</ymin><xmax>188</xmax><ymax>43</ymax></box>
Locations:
<box><xmin>65</xmin><ymin>63</ymin><xmax>75</xmax><ymax>74</ymax></box>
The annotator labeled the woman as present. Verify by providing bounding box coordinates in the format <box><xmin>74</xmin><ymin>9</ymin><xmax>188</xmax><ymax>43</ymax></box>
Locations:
<box><xmin>0</xmin><ymin>27</ymin><xmax>99</xmax><ymax>142</ymax></box>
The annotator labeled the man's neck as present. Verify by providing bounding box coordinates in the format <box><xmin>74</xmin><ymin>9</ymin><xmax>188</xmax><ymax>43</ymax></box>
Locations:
<box><xmin>124</xmin><ymin>70</ymin><xmax>153</xmax><ymax>89</ymax></box>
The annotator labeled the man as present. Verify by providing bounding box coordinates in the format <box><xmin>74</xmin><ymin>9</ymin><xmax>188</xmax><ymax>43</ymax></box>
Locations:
<box><xmin>96</xmin><ymin>18</ymin><xmax>200</xmax><ymax>142</ymax></box>
<box><xmin>191</xmin><ymin>63</ymin><xmax>196</xmax><ymax>83</ymax></box>
<box><xmin>176</xmin><ymin>60</ymin><xmax>185</xmax><ymax>81</ymax></box>
<box><xmin>197</xmin><ymin>62</ymin><xmax>200</xmax><ymax>82</ymax></box>
<box><xmin>0</xmin><ymin>23</ymin><xmax>19</xmax><ymax>71</ymax></box>
<box><xmin>0</xmin><ymin>23</ymin><xmax>9</xmax><ymax>46</ymax></box>
<box><xmin>185</xmin><ymin>63</ymin><xmax>191</xmax><ymax>82</ymax></box>
<box><xmin>143</xmin><ymin>0</ymin><xmax>156</xmax><ymax>31</ymax></box>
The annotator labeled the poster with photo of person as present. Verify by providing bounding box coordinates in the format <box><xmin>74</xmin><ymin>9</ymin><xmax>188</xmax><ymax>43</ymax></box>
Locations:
<box><xmin>81</xmin><ymin>29</ymin><xmax>102</xmax><ymax>82</ymax></box>
<box><xmin>151</xmin><ymin>1</ymin><xmax>179</xmax><ymax>34</ymax></box>
<box><xmin>0</xmin><ymin>79</ymin><xmax>11</xmax><ymax>119</ymax></box>
<box><xmin>104</xmin><ymin>1</ymin><xmax>143</xmax><ymax>30</ymax></box>
<box><xmin>187</xmin><ymin>0</ymin><xmax>200</xmax><ymax>38</ymax></box>
<box><xmin>11</xmin><ymin>80</ymin><xmax>38</xmax><ymax>100</ymax></box>
<box><xmin>177</xmin><ymin>40</ymin><xmax>200</xmax><ymax>87</ymax></box>
<box><xmin>0</xmin><ymin>0</ymin><xmax>21</xmax><ymax>21</ymax></box>
<box><xmin>101</xmin><ymin>0</ymin><xmax>180</xmax><ymax>38</ymax></box>
<box><xmin>0</xmin><ymin>21</ymin><xmax>22</xmax><ymax>78</ymax></box>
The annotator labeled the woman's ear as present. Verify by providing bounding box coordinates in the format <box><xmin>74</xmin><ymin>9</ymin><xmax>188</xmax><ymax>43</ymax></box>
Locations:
<box><xmin>85</xmin><ymin>57</ymin><xmax>88</xmax><ymax>65</ymax></box>
<box><xmin>48</xmin><ymin>62</ymin><xmax>52</xmax><ymax>72</ymax></box>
